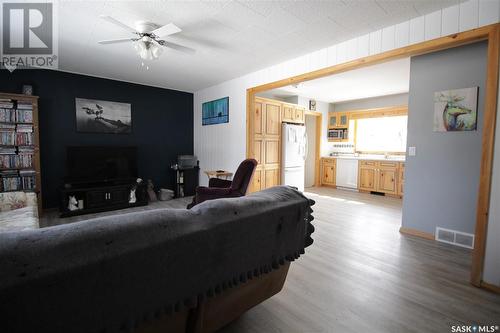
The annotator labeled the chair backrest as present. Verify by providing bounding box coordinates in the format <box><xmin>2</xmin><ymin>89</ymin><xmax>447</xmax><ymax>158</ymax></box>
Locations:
<box><xmin>230</xmin><ymin>159</ymin><xmax>258</xmax><ymax>194</ymax></box>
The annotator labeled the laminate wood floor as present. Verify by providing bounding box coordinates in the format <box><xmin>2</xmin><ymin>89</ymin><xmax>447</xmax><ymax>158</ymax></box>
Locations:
<box><xmin>219</xmin><ymin>187</ymin><xmax>500</xmax><ymax>333</ymax></box>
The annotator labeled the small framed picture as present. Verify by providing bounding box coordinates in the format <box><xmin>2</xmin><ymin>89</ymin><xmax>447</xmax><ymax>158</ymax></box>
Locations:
<box><xmin>202</xmin><ymin>97</ymin><xmax>229</xmax><ymax>126</ymax></box>
<box><xmin>433</xmin><ymin>87</ymin><xmax>478</xmax><ymax>132</ymax></box>
<box><xmin>22</xmin><ymin>85</ymin><xmax>33</xmax><ymax>95</ymax></box>
<box><xmin>309</xmin><ymin>99</ymin><xmax>316</xmax><ymax>111</ymax></box>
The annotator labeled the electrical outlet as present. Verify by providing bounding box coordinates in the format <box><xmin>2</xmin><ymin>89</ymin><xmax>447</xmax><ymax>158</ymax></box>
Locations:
<box><xmin>408</xmin><ymin>146</ymin><xmax>416</xmax><ymax>156</ymax></box>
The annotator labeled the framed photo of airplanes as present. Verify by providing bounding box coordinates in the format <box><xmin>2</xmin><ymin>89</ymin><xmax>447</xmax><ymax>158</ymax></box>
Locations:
<box><xmin>75</xmin><ymin>98</ymin><xmax>132</xmax><ymax>134</ymax></box>
<box><xmin>433</xmin><ymin>87</ymin><xmax>478</xmax><ymax>132</ymax></box>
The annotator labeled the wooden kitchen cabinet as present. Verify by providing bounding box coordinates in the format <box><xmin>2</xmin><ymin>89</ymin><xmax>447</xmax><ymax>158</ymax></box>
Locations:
<box><xmin>398</xmin><ymin>163</ymin><xmax>405</xmax><ymax>196</ymax></box>
<box><xmin>282</xmin><ymin>103</ymin><xmax>305</xmax><ymax>124</ymax></box>
<box><xmin>293</xmin><ymin>106</ymin><xmax>305</xmax><ymax>123</ymax></box>
<box><xmin>328</xmin><ymin>112</ymin><xmax>349</xmax><ymax>128</ymax></box>
<box><xmin>253</xmin><ymin>99</ymin><xmax>263</xmax><ymax>136</ymax></box>
<box><xmin>359</xmin><ymin>162</ymin><xmax>376</xmax><ymax>191</ymax></box>
<box><xmin>250</xmin><ymin>97</ymin><xmax>282</xmax><ymax>193</ymax></box>
<box><xmin>321</xmin><ymin>158</ymin><xmax>336</xmax><ymax>186</ymax></box>
<box><xmin>378</xmin><ymin>167</ymin><xmax>398</xmax><ymax>195</ymax></box>
<box><xmin>282</xmin><ymin>104</ymin><xmax>294</xmax><ymax>123</ymax></box>
<box><xmin>327</xmin><ymin>111</ymin><xmax>350</xmax><ymax>143</ymax></box>
<box><xmin>328</xmin><ymin>113</ymin><xmax>338</xmax><ymax>128</ymax></box>
<box><xmin>338</xmin><ymin>112</ymin><xmax>349</xmax><ymax>127</ymax></box>
<box><xmin>264</xmin><ymin>167</ymin><xmax>280</xmax><ymax>188</ymax></box>
<box><xmin>250</xmin><ymin>167</ymin><xmax>263</xmax><ymax>193</ymax></box>
<box><xmin>358</xmin><ymin>160</ymin><xmax>402</xmax><ymax>196</ymax></box>
<box><xmin>264</xmin><ymin>102</ymin><xmax>281</xmax><ymax>135</ymax></box>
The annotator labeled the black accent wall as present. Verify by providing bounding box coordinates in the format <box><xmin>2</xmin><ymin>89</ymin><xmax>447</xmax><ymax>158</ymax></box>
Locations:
<box><xmin>0</xmin><ymin>69</ymin><xmax>193</xmax><ymax>208</ymax></box>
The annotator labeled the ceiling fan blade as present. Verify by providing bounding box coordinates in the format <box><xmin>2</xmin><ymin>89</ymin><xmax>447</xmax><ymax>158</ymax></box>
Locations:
<box><xmin>162</xmin><ymin>41</ymin><xmax>196</xmax><ymax>54</ymax></box>
<box><xmin>152</xmin><ymin>23</ymin><xmax>181</xmax><ymax>37</ymax></box>
<box><xmin>98</xmin><ymin>38</ymin><xmax>134</xmax><ymax>45</ymax></box>
<box><xmin>100</xmin><ymin>15</ymin><xmax>136</xmax><ymax>33</ymax></box>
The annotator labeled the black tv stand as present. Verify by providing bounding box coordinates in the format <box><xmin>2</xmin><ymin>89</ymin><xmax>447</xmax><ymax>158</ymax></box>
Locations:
<box><xmin>59</xmin><ymin>179</ymin><xmax>147</xmax><ymax>217</ymax></box>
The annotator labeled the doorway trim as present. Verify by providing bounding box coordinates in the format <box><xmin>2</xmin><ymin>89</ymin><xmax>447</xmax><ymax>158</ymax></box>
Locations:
<box><xmin>246</xmin><ymin>23</ymin><xmax>500</xmax><ymax>288</ymax></box>
<box><xmin>305</xmin><ymin>110</ymin><xmax>322</xmax><ymax>187</ymax></box>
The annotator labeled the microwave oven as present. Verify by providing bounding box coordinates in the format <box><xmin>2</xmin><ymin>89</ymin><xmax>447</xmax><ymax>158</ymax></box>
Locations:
<box><xmin>328</xmin><ymin>129</ymin><xmax>343</xmax><ymax>139</ymax></box>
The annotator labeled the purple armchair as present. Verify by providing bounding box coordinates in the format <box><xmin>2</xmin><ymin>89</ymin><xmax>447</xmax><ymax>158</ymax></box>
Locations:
<box><xmin>187</xmin><ymin>159</ymin><xmax>257</xmax><ymax>209</ymax></box>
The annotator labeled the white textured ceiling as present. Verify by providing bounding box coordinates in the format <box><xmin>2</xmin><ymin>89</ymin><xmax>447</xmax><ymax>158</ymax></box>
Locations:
<box><xmin>58</xmin><ymin>0</ymin><xmax>456</xmax><ymax>92</ymax></box>
<box><xmin>264</xmin><ymin>57</ymin><xmax>410</xmax><ymax>103</ymax></box>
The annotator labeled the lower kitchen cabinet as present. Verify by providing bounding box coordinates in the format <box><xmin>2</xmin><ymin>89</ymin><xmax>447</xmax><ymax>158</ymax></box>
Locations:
<box><xmin>321</xmin><ymin>158</ymin><xmax>404</xmax><ymax>198</ymax></box>
<box><xmin>321</xmin><ymin>158</ymin><xmax>336</xmax><ymax>186</ymax></box>
<box><xmin>378</xmin><ymin>167</ymin><xmax>398</xmax><ymax>195</ymax></box>
<box><xmin>358</xmin><ymin>160</ymin><xmax>403</xmax><ymax>197</ymax></box>
<box><xmin>359</xmin><ymin>161</ymin><xmax>377</xmax><ymax>191</ymax></box>
<box><xmin>398</xmin><ymin>163</ymin><xmax>405</xmax><ymax>196</ymax></box>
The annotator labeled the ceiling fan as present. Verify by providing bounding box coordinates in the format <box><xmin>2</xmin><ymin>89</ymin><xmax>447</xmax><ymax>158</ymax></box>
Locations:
<box><xmin>98</xmin><ymin>15</ymin><xmax>195</xmax><ymax>60</ymax></box>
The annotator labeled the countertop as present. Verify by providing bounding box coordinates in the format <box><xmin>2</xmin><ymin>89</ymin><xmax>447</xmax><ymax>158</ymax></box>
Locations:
<box><xmin>321</xmin><ymin>154</ymin><xmax>406</xmax><ymax>162</ymax></box>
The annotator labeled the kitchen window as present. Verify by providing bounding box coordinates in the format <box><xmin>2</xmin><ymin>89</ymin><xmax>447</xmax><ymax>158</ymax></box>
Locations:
<box><xmin>355</xmin><ymin>116</ymin><xmax>408</xmax><ymax>153</ymax></box>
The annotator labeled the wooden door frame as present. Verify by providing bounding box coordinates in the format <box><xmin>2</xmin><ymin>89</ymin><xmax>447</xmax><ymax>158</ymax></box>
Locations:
<box><xmin>305</xmin><ymin>110</ymin><xmax>322</xmax><ymax>187</ymax></box>
<box><xmin>246</xmin><ymin>24</ymin><xmax>500</xmax><ymax>288</ymax></box>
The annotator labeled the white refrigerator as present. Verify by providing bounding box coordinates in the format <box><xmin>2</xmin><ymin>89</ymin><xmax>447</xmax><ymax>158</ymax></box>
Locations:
<box><xmin>281</xmin><ymin>123</ymin><xmax>307</xmax><ymax>192</ymax></box>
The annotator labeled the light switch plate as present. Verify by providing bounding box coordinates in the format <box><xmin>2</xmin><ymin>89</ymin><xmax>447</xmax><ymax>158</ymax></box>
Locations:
<box><xmin>409</xmin><ymin>146</ymin><xmax>416</xmax><ymax>156</ymax></box>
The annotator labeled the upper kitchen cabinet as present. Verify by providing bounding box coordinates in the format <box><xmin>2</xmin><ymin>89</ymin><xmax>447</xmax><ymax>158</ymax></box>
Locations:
<box><xmin>338</xmin><ymin>112</ymin><xmax>349</xmax><ymax>127</ymax></box>
<box><xmin>328</xmin><ymin>112</ymin><xmax>349</xmax><ymax>129</ymax></box>
<box><xmin>264</xmin><ymin>101</ymin><xmax>281</xmax><ymax>136</ymax></box>
<box><xmin>282</xmin><ymin>104</ymin><xmax>294</xmax><ymax>123</ymax></box>
<box><xmin>282</xmin><ymin>102</ymin><xmax>305</xmax><ymax>124</ymax></box>
<box><xmin>294</xmin><ymin>106</ymin><xmax>305</xmax><ymax>124</ymax></box>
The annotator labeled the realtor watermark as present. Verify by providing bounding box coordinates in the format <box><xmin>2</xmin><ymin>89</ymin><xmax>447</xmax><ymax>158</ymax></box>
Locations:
<box><xmin>451</xmin><ymin>325</ymin><xmax>500</xmax><ymax>333</ymax></box>
<box><xmin>1</xmin><ymin>1</ymin><xmax>58</xmax><ymax>71</ymax></box>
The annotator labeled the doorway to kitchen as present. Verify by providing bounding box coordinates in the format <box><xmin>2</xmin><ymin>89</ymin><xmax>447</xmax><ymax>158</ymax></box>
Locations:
<box><xmin>255</xmin><ymin>57</ymin><xmax>410</xmax><ymax>199</ymax></box>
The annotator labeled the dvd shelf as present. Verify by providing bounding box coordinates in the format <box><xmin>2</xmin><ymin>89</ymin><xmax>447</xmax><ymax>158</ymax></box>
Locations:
<box><xmin>0</xmin><ymin>92</ymin><xmax>41</xmax><ymax>215</ymax></box>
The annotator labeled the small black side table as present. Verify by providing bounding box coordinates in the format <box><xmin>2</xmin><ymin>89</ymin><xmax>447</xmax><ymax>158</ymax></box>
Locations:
<box><xmin>172</xmin><ymin>166</ymin><xmax>199</xmax><ymax>198</ymax></box>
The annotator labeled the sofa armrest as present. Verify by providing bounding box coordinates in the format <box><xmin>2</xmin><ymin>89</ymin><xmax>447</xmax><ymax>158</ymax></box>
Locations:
<box><xmin>208</xmin><ymin>178</ymin><xmax>232</xmax><ymax>188</ymax></box>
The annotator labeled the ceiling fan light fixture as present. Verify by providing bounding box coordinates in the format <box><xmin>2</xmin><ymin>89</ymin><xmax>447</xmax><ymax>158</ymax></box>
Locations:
<box><xmin>151</xmin><ymin>44</ymin><xmax>163</xmax><ymax>59</ymax></box>
<box><xmin>100</xmin><ymin>16</ymin><xmax>195</xmax><ymax>59</ymax></box>
<box><xmin>134</xmin><ymin>37</ymin><xmax>162</xmax><ymax>60</ymax></box>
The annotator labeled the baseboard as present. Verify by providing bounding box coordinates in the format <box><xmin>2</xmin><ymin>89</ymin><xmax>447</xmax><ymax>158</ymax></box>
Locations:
<box><xmin>481</xmin><ymin>281</ymin><xmax>500</xmax><ymax>294</ymax></box>
<box><xmin>399</xmin><ymin>227</ymin><xmax>435</xmax><ymax>241</ymax></box>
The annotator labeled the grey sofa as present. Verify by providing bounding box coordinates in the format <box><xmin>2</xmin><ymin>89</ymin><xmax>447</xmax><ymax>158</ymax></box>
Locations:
<box><xmin>0</xmin><ymin>186</ymin><xmax>315</xmax><ymax>333</ymax></box>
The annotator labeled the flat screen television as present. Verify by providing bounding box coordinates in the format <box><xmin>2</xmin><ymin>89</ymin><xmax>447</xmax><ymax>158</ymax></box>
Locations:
<box><xmin>66</xmin><ymin>146</ymin><xmax>138</xmax><ymax>184</ymax></box>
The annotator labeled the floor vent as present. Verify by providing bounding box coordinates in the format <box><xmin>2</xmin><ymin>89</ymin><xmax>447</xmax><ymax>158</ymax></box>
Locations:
<box><xmin>435</xmin><ymin>227</ymin><xmax>474</xmax><ymax>249</ymax></box>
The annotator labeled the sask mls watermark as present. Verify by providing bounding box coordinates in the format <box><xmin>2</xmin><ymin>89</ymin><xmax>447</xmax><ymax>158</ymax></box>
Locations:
<box><xmin>452</xmin><ymin>325</ymin><xmax>500</xmax><ymax>333</ymax></box>
<box><xmin>1</xmin><ymin>1</ymin><xmax>58</xmax><ymax>71</ymax></box>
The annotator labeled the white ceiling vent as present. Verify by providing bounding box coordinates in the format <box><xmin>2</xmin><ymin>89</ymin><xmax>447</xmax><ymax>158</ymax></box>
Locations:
<box><xmin>436</xmin><ymin>227</ymin><xmax>474</xmax><ymax>249</ymax></box>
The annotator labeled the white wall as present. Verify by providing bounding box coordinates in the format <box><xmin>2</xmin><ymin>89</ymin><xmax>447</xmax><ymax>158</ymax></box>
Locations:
<box><xmin>483</xmin><ymin>64</ymin><xmax>500</xmax><ymax>287</ymax></box>
<box><xmin>194</xmin><ymin>0</ymin><xmax>500</xmax><ymax>185</ymax></box>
